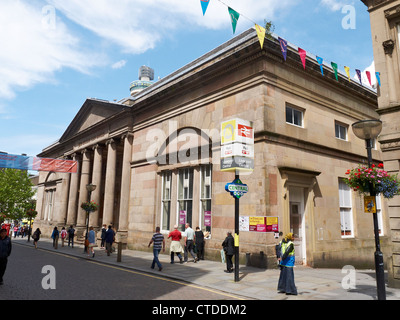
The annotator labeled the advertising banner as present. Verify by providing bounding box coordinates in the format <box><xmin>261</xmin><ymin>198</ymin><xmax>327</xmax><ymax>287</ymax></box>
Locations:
<box><xmin>239</xmin><ymin>216</ymin><xmax>278</xmax><ymax>233</ymax></box>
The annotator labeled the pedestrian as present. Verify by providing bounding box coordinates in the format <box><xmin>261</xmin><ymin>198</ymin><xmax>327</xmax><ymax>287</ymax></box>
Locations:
<box><xmin>100</xmin><ymin>224</ymin><xmax>107</xmax><ymax>249</ymax></box>
<box><xmin>0</xmin><ymin>228</ymin><xmax>12</xmax><ymax>285</ymax></box>
<box><xmin>67</xmin><ymin>225</ymin><xmax>75</xmax><ymax>248</ymax></box>
<box><xmin>105</xmin><ymin>225</ymin><xmax>115</xmax><ymax>256</ymax></box>
<box><xmin>13</xmin><ymin>225</ymin><xmax>18</xmax><ymax>238</ymax></box>
<box><xmin>275</xmin><ymin>231</ymin><xmax>284</xmax><ymax>268</ymax></box>
<box><xmin>32</xmin><ymin>228</ymin><xmax>41</xmax><ymax>249</ymax></box>
<box><xmin>148</xmin><ymin>227</ymin><xmax>165</xmax><ymax>271</ymax></box>
<box><xmin>167</xmin><ymin>225</ymin><xmax>184</xmax><ymax>264</ymax></box>
<box><xmin>195</xmin><ymin>227</ymin><xmax>205</xmax><ymax>261</ymax></box>
<box><xmin>222</xmin><ymin>231</ymin><xmax>234</xmax><ymax>273</ymax></box>
<box><xmin>60</xmin><ymin>227</ymin><xmax>67</xmax><ymax>247</ymax></box>
<box><xmin>87</xmin><ymin>226</ymin><xmax>96</xmax><ymax>258</ymax></box>
<box><xmin>277</xmin><ymin>233</ymin><xmax>298</xmax><ymax>295</ymax></box>
<box><xmin>184</xmin><ymin>223</ymin><xmax>197</xmax><ymax>263</ymax></box>
<box><xmin>51</xmin><ymin>227</ymin><xmax>59</xmax><ymax>249</ymax></box>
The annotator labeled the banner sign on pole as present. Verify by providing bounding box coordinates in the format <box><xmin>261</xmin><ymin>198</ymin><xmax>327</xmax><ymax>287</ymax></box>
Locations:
<box><xmin>239</xmin><ymin>216</ymin><xmax>279</xmax><ymax>232</ymax></box>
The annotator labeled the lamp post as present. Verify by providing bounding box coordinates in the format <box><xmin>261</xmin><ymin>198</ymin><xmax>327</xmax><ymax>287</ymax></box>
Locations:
<box><xmin>84</xmin><ymin>183</ymin><xmax>96</xmax><ymax>253</ymax></box>
<box><xmin>352</xmin><ymin>119</ymin><xmax>386</xmax><ymax>300</ymax></box>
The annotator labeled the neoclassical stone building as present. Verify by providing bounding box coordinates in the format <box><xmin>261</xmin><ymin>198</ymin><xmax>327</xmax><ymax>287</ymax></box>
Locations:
<box><xmin>362</xmin><ymin>0</ymin><xmax>400</xmax><ymax>287</ymax></box>
<box><xmin>34</xmin><ymin>28</ymin><xmax>390</xmax><ymax>268</ymax></box>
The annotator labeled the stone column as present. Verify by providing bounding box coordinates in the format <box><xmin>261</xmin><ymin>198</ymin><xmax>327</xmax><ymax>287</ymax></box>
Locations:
<box><xmin>103</xmin><ymin>139</ymin><xmax>117</xmax><ymax>226</ymax></box>
<box><xmin>55</xmin><ymin>172</ymin><xmax>70</xmax><ymax>225</ymax></box>
<box><xmin>118</xmin><ymin>133</ymin><xmax>133</xmax><ymax>241</ymax></box>
<box><xmin>66</xmin><ymin>153</ymin><xmax>80</xmax><ymax>226</ymax></box>
<box><xmin>90</xmin><ymin>144</ymin><xmax>103</xmax><ymax>228</ymax></box>
<box><xmin>77</xmin><ymin>149</ymin><xmax>91</xmax><ymax>228</ymax></box>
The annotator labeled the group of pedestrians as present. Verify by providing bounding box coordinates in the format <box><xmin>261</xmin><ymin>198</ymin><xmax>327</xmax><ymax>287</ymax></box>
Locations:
<box><xmin>148</xmin><ymin>223</ymin><xmax>206</xmax><ymax>272</ymax></box>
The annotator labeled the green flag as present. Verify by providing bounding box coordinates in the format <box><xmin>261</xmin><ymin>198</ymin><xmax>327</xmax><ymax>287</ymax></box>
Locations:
<box><xmin>228</xmin><ymin>7</ymin><xmax>240</xmax><ymax>34</ymax></box>
<box><xmin>331</xmin><ymin>62</ymin><xmax>338</xmax><ymax>81</ymax></box>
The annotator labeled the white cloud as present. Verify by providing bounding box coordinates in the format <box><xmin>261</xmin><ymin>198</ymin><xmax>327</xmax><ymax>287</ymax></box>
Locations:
<box><xmin>112</xmin><ymin>60</ymin><xmax>127</xmax><ymax>70</ymax></box>
<box><xmin>0</xmin><ymin>0</ymin><xmax>103</xmax><ymax>100</ymax></box>
<box><xmin>320</xmin><ymin>0</ymin><xmax>351</xmax><ymax>12</ymax></box>
<box><xmin>47</xmin><ymin>0</ymin><xmax>295</xmax><ymax>54</ymax></box>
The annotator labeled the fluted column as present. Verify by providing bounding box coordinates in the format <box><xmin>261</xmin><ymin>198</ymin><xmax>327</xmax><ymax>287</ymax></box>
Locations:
<box><xmin>55</xmin><ymin>171</ymin><xmax>70</xmax><ymax>225</ymax></box>
<box><xmin>90</xmin><ymin>144</ymin><xmax>103</xmax><ymax>228</ymax></box>
<box><xmin>66</xmin><ymin>153</ymin><xmax>80</xmax><ymax>226</ymax></box>
<box><xmin>77</xmin><ymin>149</ymin><xmax>91</xmax><ymax>227</ymax></box>
<box><xmin>118</xmin><ymin>133</ymin><xmax>133</xmax><ymax>235</ymax></box>
<box><xmin>103</xmin><ymin>139</ymin><xmax>117</xmax><ymax>226</ymax></box>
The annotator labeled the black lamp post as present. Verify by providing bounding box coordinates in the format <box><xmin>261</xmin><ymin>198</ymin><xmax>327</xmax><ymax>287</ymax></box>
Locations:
<box><xmin>352</xmin><ymin>119</ymin><xmax>386</xmax><ymax>300</ymax></box>
<box><xmin>84</xmin><ymin>183</ymin><xmax>96</xmax><ymax>253</ymax></box>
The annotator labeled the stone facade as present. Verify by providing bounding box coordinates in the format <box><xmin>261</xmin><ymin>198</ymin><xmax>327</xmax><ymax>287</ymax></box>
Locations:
<box><xmin>33</xmin><ymin>28</ymin><xmax>389</xmax><ymax>269</ymax></box>
<box><xmin>362</xmin><ymin>0</ymin><xmax>400</xmax><ymax>287</ymax></box>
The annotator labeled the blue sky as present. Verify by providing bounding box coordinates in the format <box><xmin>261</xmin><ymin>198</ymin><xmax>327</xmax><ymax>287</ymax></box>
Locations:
<box><xmin>0</xmin><ymin>0</ymin><xmax>375</xmax><ymax>158</ymax></box>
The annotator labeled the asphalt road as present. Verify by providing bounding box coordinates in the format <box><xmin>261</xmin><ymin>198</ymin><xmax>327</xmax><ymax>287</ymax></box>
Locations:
<box><xmin>0</xmin><ymin>242</ymin><xmax>244</xmax><ymax>301</ymax></box>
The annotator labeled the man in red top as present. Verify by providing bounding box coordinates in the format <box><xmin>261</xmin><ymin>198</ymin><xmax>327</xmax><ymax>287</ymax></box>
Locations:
<box><xmin>168</xmin><ymin>225</ymin><xmax>184</xmax><ymax>264</ymax></box>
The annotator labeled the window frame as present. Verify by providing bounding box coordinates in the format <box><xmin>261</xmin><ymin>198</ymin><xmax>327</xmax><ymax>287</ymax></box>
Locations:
<box><xmin>335</xmin><ymin>122</ymin><xmax>348</xmax><ymax>141</ymax></box>
<box><xmin>285</xmin><ymin>104</ymin><xmax>304</xmax><ymax>128</ymax></box>
<box><xmin>338</xmin><ymin>178</ymin><xmax>354</xmax><ymax>238</ymax></box>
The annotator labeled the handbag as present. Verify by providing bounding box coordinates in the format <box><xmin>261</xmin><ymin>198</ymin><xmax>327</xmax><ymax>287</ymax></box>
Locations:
<box><xmin>85</xmin><ymin>239</ymin><xmax>89</xmax><ymax>246</ymax></box>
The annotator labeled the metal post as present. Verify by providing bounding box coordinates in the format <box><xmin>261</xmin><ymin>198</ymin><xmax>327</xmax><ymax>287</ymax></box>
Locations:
<box><xmin>366</xmin><ymin>138</ymin><xmax>386</xmax><ymax>300</ymax></box>
<box><xmin>234</xmin><ymin>171</ymin><xmax>240</xmax><ymax>282</ymax></box>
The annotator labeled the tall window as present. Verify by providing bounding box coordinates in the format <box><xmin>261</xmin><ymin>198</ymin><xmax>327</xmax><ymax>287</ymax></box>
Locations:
<box><xmin>161</xmin><ymin>171</ymin><xmax>172</xmax><ymax>231</ymax></box>
<box><xmin>286</xmin><ymin>104</ymin><xmax>303</xmax><ymax>127</ymax></box>
<box><xmin>200</xmin><ymin>165</ymin><xmax>212</xmax><ymax>234</ymax></box>
<box><xmin>397</xmin><ymin>23</ymin><xmax>400</xmax><ymax>49</ymax></box>
<box><xmin>335</xmin><ymin>122</ymin><xmax>348</xmax><ymax>141</ymax></box>
<box><xmin>44</xmin><ymin>189</ymin><xmax>55</xmax><ymax>222</ymax></box>
<box><xmin>178</xmin><ymin>168</ymin><xmax>194</xmax><ymax>231</ymax></box>
<box><xmin>339</xmin><ymin>179</ymin><xmax>353</xmax><ymax>237</ymax></box>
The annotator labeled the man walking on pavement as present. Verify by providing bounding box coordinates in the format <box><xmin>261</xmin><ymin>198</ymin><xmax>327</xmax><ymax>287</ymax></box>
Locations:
<box><xmin>184</xmin><ymin>223</ymin><xmax>198</xmax><ymax>263</ymax></box>
<box><xmin>148</xmin><ymin>227</ymin><xmax>165</xmax><ymax>271</ymax></box>
<box><xmin>105</xmin><ymin>225</ymin><xmax>115</xmax><ymax>256</ymax></box>
<box><xmin>0</xmin><ymin>228</ymin><xmax>12</xmax><ymax>285</ymax></box>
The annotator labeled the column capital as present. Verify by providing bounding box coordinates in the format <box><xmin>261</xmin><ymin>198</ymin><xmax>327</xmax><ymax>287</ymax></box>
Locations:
<box><xmin>105</xmin><ymin>138</ymin><xmax>116</xmax><ymax>146</ymax></box>
<box><xmin>121</xmin><ymin>132</ymin><xmax>134</xmax><ymax>140</ymax></box>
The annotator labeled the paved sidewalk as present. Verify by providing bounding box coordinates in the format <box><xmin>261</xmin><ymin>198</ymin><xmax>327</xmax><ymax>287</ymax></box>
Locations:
<box><xmin>13</xmin><ymin>236</ymin><xmax>400</xmax><ymax>300</ymax></box>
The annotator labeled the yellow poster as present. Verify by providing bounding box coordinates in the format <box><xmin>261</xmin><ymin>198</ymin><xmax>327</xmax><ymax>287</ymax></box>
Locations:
<box><xmin>249</xmin><ymin>217</ymin><xmax>265</xmax><ymax>225</ymax></box>
<box><xmin>364</xmin><ymin>196</ymin><xmax>376</xmax><ymax>213</ymax></box>
<box><xmin>267</xmin><ymin>217</ymin><xmax>278</xmax><ymax>225</ymax></box>
<box><xmin>221</xmin><ymin>119</ymin><xmax>236</xmax><ymax>145</ymax></box>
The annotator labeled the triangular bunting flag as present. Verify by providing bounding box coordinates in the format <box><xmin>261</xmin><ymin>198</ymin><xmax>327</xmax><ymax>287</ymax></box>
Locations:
<box><xmin>331</xmin><ymin>62</ymin><xmax>338</xmax><ymax>81</ymax></box>
<box><xmin>375</xmin><ymin>72</ymin><xmax>381</xmax><ymax>87</ymax></box>
<box><xmin>200</xmin><ymin>0</ymin><xmax>210</xmax><ymax>16</ymax></box>
<box><xmin>228</xmin><ymin>7</ymin><xmax>240</xmax><ymax>34</ymax></box>
<box><xmin>255</xmin><ymin>24</ymin><xmax>266</xmax><ymax>49</ymax></box>
<box><xmin>366</xmin><ymin>71</ymin><xmax>372</xmax><ymax>86</ymax></box>
<box><xmin>316</xmin><ymin>56</ymin><xmax>324</xmax><ymax>75</ymax></box>
<box><xmin>278</xmin><ymin>37</ymin><xmax>288</xmax><ymax>61</ymax></box>
<box><xmin>355</xmin><ymin>69</ymin><xmax>362</xmax><ymax>85</ymax></box>
<box><xmin>344</xmin><ymin>66</ymin><xmax>351</xmax><ymax>81</ymax></box>
<box><xmin>298</xmin><ymin>48</ymin><xmax>306</xmax><ymax>70</ymax></box>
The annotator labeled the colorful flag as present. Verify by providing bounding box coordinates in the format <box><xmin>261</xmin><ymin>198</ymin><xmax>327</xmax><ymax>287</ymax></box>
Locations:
<box><xmin>355</xmin><ymin>69</ymin><xmax>362</xmax><ymax>85</ymax></box>
<box><xmin>228</xmin><ymin>7</ymin><xmax>240</xmax><ymax>34</ymax></box>
<box><xmin>375</xmin><ymin>72</ymin><xmax>381</xmax><ymax>87</ymax></box>
<box><xmin>278</xmin><ymin>37</ymin><xmax>288</xmax><ymax>61</ymax></box>
<box><xmin>366</xmin><ymin>71</ymin><xmax>372</xmax><ymax>86</ymax></box>
<box><xmin>331</xmin><ymin>62</ymin><xmax>338</xmax><ymax>81</ymax></box>
<box><xmin>298</xmin><ymin>48</ymin><xmax>306</xmax><ymax>70</ymax></box>
<box><xmin>200</xmin><ymin>0</ymin><xmax>210</xmax><ymax>16</ymax></box>
<box><xmin>255</xmin><ymin>24</ymin><xmax>266</xmax><ymax>49</ymax></box>
<box><xmin>344</xmin><ymin>66</ymin><xmax>351</xmax><ymax>81</ymax></box>
<box><xmin>316</xmin><ymin>56</ymin><xmax>324</xmax><ymax>75</ymax></box>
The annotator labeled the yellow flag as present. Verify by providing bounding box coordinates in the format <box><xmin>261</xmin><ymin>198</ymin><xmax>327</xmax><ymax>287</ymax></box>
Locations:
<box><xmin>255</xmin><ymin>24</ymin><xmax>266</xmax><ymax>49</ymax></box>
<box><xmin>344</xmin><ymin>66</ymin><xmax>351</xmax><ymax>81</ymax></box>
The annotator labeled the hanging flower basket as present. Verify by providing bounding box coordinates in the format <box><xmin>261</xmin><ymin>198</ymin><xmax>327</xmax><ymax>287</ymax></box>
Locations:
<box><xmin>345</xmin><ymin>163</ymin><xmax>400</xmax><ymax>199</ymax></box>
<box><xmin>81</xmin><ymin>201</ymin><xmax>98</xmax><ymax>212</ymax></box>
<box><xmin>26</xmin><ymin>209</ymin><xmax>38</xmax><ymax>218</ymax></box>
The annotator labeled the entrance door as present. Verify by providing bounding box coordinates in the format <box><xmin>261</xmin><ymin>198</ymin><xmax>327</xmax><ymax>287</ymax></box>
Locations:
<box><xmin>289</xmin><ymin>187</ymin><xmax>305</xmax><ymax>265</ymax></box>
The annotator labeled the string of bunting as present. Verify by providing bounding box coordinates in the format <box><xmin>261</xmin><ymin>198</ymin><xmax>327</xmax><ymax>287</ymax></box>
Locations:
<box><xmin>200</xmin><ymin>0</ymin><xmax>381</xmax><ymax>89</ymax></box>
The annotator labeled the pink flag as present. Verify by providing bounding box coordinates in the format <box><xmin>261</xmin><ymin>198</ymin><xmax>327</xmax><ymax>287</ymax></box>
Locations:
<box><xmin>366</xmin><ymin>71</ymin><xmax>372</xmax><ymax>86</ymax></box>
<box><xmin>298</xmin><ymin>48</ymin><xmax>306</xmax><ymax>70</ymax></box>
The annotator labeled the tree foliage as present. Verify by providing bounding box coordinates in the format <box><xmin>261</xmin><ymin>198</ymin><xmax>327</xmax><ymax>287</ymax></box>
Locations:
<box><xmin>0</xmin><ymin>169</ymin><xmax>35</xmax><ymax>220</ymax></box>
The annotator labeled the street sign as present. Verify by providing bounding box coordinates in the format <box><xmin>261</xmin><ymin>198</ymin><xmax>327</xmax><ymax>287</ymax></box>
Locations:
<box><xmin>221</xmin><ymin>118</ymin><xmax>254</xmax><ymax>145</ymax></box>
<box><xmin>225</xmin><ymin>178</ymin><xmax>249</xmax><ymax>199</ymax></box>
<box><xmin>220</xmin><ymin>156</ymin><xmax>254</xmax><ymax>172</ymax></box>
<box><xmin>221</xmin><ymin>143</ymin><xmax>254</xmax><ymax>158</ymax></box>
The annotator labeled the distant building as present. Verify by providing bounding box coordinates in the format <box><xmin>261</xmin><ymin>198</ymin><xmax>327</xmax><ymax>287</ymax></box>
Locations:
<box><xmin>361</xmin><ymin>0</ymin><xmax>400</xmax><ymax>287</ymax></box>
<box><xmin>33</xmin><ymin>28</ymin><xmax>388</xmax><ymax>269</ymax></box>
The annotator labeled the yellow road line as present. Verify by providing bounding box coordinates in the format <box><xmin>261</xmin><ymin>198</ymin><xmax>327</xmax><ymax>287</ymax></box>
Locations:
<box><xmin>86</xmin><ymin>260</ymin><xmax>246</xmax><ymax>300</ymax></box>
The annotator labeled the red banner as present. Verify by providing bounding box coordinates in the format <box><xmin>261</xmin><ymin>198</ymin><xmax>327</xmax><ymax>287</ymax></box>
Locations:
<box><xmin>32</xmin><ymin>157</ymin><xmax>78</xmax><ymax>173</ymax></box>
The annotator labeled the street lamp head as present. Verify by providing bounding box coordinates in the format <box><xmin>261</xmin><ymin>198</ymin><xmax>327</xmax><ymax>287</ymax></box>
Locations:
<box><xmin>86</xmin><ymin>183</ymin><xmax>97</xmax><ymax>192</ymax></box>
<box><xmin>352</xmin><ymin>120</ymin><xmax>382</xmax><ymax>140</ymax></box>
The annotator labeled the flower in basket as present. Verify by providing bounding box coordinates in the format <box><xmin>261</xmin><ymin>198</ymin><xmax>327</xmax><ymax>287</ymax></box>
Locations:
<box><xmin>345</xmin><ymin>163</ymin><xmax>400</xmax><ymax>199</ymax></box>
<box><xmin>26</xmin><ymin>209</ymin><xmax>38</xmax><ymax>218</ymax></box>
<box><xmin>81</xmin><ymin>200</ymin><xmax>98</xmax><ymax>212</ymax></box>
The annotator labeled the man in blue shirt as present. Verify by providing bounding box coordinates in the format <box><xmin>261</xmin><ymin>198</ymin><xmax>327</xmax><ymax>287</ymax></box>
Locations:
<box><xmin>148</xmin><ymin>227</ymin><xmax>165</xmax><ymax>271</ymax></box>
<box><xmin>105</xmin><ymin>225</ymin><xmax>115</xmax><ymax>256</ymax></box>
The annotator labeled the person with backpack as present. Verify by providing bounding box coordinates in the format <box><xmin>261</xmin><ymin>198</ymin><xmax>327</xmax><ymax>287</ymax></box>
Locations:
<box><xmin>67</xmin><ymin>225</ymin><xmax>75</xmax><ymax>248</ymax></box>
<box><xmin>51</xmin><ymin>227</ymin><xmax>59</xmax><ymax>249</ymax></box>
<box><xmin>32</xmin><ymin>228</ymin><xmax>41</xmax><ymax>249</ymax></box>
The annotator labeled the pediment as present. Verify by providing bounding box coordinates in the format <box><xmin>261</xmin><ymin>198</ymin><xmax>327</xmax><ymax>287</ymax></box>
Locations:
<box><xmin>60</xmin><ymin>99</ymin><xmax>128</xmax><ymax>142</ymax></box>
